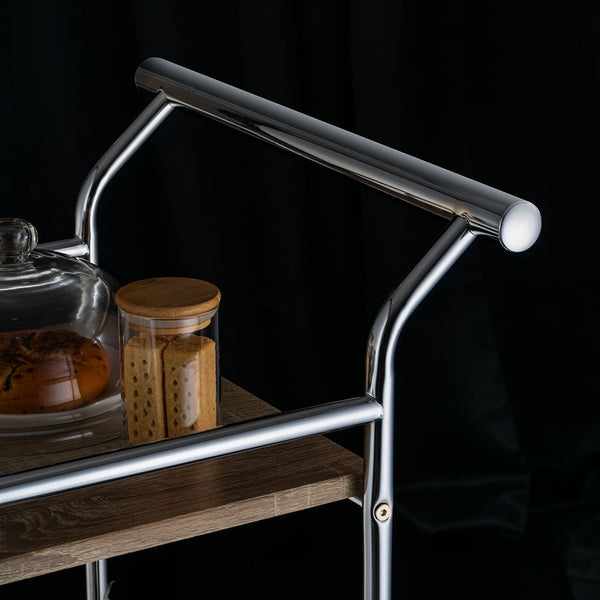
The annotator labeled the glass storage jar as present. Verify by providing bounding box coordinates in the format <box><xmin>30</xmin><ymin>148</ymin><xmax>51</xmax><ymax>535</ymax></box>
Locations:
<box><xmin>115</xmin><ymin>277</ymin><xmax>221</xmax><ymax>446</ymax></box>
<box><xmin>0</xmin><ymin>218</ymin><xmax>124</xmax><ymax>457</ymax></box>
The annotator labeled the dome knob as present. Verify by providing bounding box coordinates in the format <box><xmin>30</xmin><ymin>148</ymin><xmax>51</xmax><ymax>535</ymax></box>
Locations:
<box><xmin>0</xmin><ymin>218</ymin><xmax>39</xmax><ymax>265</ymax></box>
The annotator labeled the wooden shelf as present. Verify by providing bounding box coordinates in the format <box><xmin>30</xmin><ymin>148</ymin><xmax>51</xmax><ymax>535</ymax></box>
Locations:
<box><xmin>0</xmin><ymin>379</ymin><xmax>363</xmax><ymax>585</ymax></box>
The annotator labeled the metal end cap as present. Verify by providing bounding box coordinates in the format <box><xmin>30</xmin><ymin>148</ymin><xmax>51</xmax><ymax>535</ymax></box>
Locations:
<box><xmin>499</xmin><ymin>202</ymin><xmax>542</xmax><ymax>252</ymax></box>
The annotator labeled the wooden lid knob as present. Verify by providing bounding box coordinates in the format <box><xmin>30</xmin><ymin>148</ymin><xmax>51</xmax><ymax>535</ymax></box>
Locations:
<box><xmin>115</xmin><ymin>277</ymin><xmax>221</xmax><ymax>319</ymax></box>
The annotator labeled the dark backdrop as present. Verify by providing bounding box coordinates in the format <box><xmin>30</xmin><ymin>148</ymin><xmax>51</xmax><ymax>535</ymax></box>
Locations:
<box><xmin>2</xmin><ymin>1</ymin><xmax>599</xmax><ymax>598</ymax></box>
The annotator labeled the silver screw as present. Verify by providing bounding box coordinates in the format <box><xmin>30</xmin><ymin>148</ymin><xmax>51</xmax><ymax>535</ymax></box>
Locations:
<box><xmin>374</xmin><ymin>501</ymin><xmax>392</xmax><ymax>523</ymax></box>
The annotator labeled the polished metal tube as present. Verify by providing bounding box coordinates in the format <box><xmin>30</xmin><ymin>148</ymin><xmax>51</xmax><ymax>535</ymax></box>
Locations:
<box><xmin>363</xmin><ymin>218</ymin><xmax>476</xmax><ymax>600</ymax></box>
<box><xmin>366</xmin><ymin>218</ymin><xmax>477</xmax><ymax>401</ymax></box>
<box><xmin>38</xmin><ymin>236</ymin><xmax>89</xmax><ymax>258</ymax></box>
<box><xmin>135</xmin><ymin>58</ymin><xmax>541</xmax><ymax>252</ymax></box>
<box><xmin>0</xmin><ymin>397</ymin><xmax>382</xmax><ymax>507</ymax></box>
<box><xmin>85</xmin><ymin>560</ymin><xmax>110</xmax><ymax>600</ymax></box>
<box><xmin>74</xmin><ymin>91</ymin><xmax>174</xmax><ymax>263</ymax></box>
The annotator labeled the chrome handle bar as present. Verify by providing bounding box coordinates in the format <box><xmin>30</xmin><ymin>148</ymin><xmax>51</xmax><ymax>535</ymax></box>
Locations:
<box><xmin>63</xmin><ymin>58</ymin><xmax>540</xmax><ymax>263</ymax></box>
<box><xmin>134</xmin><ymin>57</ymin><xmax>540</xmax><ymax>252</ymax></box>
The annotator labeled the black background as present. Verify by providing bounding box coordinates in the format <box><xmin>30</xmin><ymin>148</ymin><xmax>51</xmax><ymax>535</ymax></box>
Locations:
<box><xmin>2</xmin><ymin>1</ymin><xmax>599</xmax><ymax>598</ymax></box>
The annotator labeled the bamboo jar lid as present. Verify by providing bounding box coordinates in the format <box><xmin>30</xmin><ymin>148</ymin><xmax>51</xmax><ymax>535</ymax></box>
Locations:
<box><xmin>115</xmin><ymin>277</ymin><xmax>221</xmax><ymax>319</ymax></box>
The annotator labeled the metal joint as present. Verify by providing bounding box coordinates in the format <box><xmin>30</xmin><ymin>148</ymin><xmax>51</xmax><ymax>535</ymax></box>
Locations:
<box><xmin>373</xmin><ymin>502</ymin><xmax>392</xmax><ymax>523</ymax></box>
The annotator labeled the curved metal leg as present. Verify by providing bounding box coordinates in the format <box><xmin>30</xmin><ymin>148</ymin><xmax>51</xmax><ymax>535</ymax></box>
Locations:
<box><xmin>75</xmin><ymin>91</ymin><xmax>174</xmax><ymax>264</ymax></box>
<box><xmin>363</xmin><ymin>217</ymin><xmax>477</xmax><ymax>600</ymax></box>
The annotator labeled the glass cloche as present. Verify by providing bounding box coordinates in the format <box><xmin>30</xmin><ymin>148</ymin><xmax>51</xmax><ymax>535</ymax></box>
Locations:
<box><xmin>0</xmin><ymin>218</ymin><xmax>124</xmax><ymax>457</ymax></box>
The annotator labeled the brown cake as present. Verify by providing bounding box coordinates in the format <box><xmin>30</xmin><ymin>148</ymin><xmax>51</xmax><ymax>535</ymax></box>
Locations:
<box><xmin>0</xmin><ymin>329</ymin><xmax>111</xmax><ymax>414</ymax></box>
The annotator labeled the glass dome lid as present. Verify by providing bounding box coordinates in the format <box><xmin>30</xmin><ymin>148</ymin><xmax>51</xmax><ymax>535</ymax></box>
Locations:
<box><xmin>0</xmin><ymin>218</ymin><xmax>122</xmax><ymax>450</ymax></box>
<box><xmin>0</xmin><ymin>218</ymin><xmax>119</xmax><ymax>337</ymax></box>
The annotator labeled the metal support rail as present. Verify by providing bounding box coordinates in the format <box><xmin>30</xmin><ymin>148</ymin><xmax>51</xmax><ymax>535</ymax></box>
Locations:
<box><xmin>27</xmin><ymin>57</ymin><xmax>542</xmax><ymax>600</ymax></box>
<box><xmin>0</xmin><ymin>397</ymin><xmax>382</xmax><ymax>506</ymax></box>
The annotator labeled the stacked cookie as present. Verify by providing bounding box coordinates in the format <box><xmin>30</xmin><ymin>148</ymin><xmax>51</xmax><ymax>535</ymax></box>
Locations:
<box><xmin>123</xmin><ymin>334</ymin><xmax>216</xmax><ymax>445</ymax></box>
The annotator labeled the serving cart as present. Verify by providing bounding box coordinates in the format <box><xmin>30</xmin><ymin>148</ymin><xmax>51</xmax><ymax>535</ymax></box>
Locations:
<box><xmin>0</xmin><ymin>58</ymin><xmax>541</xmax><ymax>600</ymax></box>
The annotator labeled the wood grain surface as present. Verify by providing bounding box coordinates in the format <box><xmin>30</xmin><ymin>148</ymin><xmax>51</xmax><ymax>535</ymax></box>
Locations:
<box><xmin>0</xmin><ymin>379</ymin><xmax>364</xmax><ymax>585</ymax></box>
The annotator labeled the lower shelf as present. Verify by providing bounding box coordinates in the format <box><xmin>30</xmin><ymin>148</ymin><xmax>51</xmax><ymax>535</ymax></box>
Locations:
<box><xmin>0</xmin><ymin>379</ymin><xmax>364</xmax><ymax>585</ymax></box>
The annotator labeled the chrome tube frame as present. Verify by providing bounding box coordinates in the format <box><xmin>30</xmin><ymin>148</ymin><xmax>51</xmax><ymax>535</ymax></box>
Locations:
<box><xmin>363</xmin><ymin>217</ymin><xmax>476</xmax><ymax>599</ymax></box>
<box><xmin>2</xmin><ymin>59</ymin><xmax>542</xmax><ymax>600</ymax></box>
<box><xmin>75</xmin><ymin>91</ymin><xmax>174</xmax><ymax>263</ymax></box>
<box><xmin>85</xmin><ymin>559</ymin><xmax>110</xmax><ymax>600</ymax></box>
